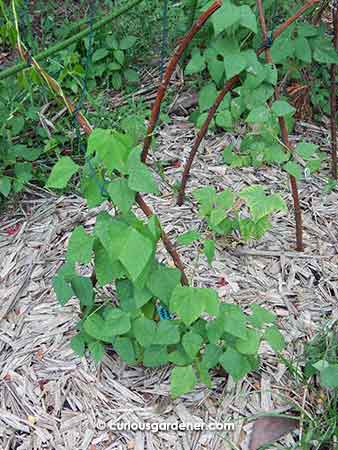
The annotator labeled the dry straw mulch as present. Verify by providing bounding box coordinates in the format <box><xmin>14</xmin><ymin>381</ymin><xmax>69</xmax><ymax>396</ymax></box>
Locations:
<box><xmin>0</xmin><ymin>118</ymin><xmax>337</xmax><ymax>450</ymax></box>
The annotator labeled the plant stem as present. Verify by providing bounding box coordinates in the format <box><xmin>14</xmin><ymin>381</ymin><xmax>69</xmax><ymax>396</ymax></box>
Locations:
<box><xmin>330</xmin><ymin>4</ymin><xmax>338</xmax><ymax>180</ymax></box>
<box><xmin>0</xmin><ymin>0</ymin><xmax>144</xmax><ymax>81</ymax></box>
<box><xmin>10</xmin><ymin>0</ymin><xmax>92</xmax><ymax>135</ymax></box>
<box><xmin>271</xmin><ymin>0</ymin><xmax>319</xmax><ymax>40</ymax></box>
<box><xmin>256</xmin><ymin>0</ymin><xmax>304</xmax><ymax>251</ymax></box>
<box><xmin>177</xmin><ymin>0</ymin><xmax>320</xmax><ymax>206</ymax></box>
<box><xmin>141</xmin><ymin>0</ymin><xmax>222</xmax><ymax>163</ymax></box>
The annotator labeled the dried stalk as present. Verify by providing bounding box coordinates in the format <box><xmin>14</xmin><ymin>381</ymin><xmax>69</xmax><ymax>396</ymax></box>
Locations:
<box><xmin>330</xmin><ymin>4</ymin><xmax>338</xmax><ymax>179</ymax></box>
<box><xmin>141</xmin><ymin>0</ymin><xmax>222</xmax><ymax>163</ymax></box>
<box><xmin>177</xmin><ymin>77</ymin><xmax>239</xmax><ymax>205</ymax></box>
<box><xmin>256</xmin><ymin>0</ymin><xmax>304</xmax><ymax>251</ymax></box>
<box><xmin>177</xmin><ymin>0</ymin><xmax>320</xmax><ymax>205</ymax></box>
<box><xmin>11</xmin><ymin>0</ymin><xmax>92</xmax><ymax>134</ymax></box>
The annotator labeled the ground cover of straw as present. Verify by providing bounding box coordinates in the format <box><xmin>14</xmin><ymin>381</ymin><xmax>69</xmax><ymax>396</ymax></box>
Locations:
<box><xmin>0</xmin><ymin>110</ymin><xmax>337</xmax><ymax>450</ymax></box>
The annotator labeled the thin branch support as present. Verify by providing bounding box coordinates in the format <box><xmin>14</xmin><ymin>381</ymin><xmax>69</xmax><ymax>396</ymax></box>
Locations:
<box><xmin>141</xmin><ymin>0</ymin><xmax>222</xmax><ymax>163</ymax></box>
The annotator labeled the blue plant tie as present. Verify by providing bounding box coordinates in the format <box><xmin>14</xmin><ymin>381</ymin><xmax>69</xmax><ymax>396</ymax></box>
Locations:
<box><xmin>259</xmin><ymin>33</ymin><xmax>274</xmax><ymax>50</ymax></box>
<box><xmin>156</xmin><ymin>303</ymin><xmax>173</xmax><ymax>320</ymax></box>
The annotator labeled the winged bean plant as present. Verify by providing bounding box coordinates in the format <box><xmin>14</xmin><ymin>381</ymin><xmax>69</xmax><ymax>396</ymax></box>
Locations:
<box><xmin>51</xmin><ymin>127</ymin><xmax>286</xmax><ymax>397</ymax></box>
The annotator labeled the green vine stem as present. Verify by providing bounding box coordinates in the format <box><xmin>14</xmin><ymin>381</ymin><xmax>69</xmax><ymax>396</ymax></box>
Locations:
<box><xmin>141</xmin><ymin>0</ymin><xmax>222</xmax><ymax>163</ymax></box>
<box><xmin>256</xmin><ymin>0</ymin><xmax>304</xmax><ymax>251</ymax></box>
<box><xmin>177</xmin><ymin>0</ymin><xmax>320</xmax><ymax>207</ymax></box>
<box><xmin>330</xmin><ymin>4</ymin><xmax>338</xmax><ymax>179</ymax></box>
<box><xmin>0</xmin><ymin>0</ymin><xmax>144</xmax><ymax>81</ymax></box>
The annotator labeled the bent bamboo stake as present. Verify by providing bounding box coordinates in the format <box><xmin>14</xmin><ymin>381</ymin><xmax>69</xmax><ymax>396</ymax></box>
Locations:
<box><xmin>141</xmin><ymin>0</ymin><xmax>222</xmax><ymax>163</ymax></box>
<box><xmin>0</xmin><ymin>0</ymin><xmax>144</xmax><ymax>81</ymax></box>
<box><xmin>330</xmin><ymin>4</ymin><xmax>338</xmax><ymax>179</ymax></box>
<box><xmin>177</xmin><ymin>0</ymin><xmax>320</xmax><ymax>206</ymax></box>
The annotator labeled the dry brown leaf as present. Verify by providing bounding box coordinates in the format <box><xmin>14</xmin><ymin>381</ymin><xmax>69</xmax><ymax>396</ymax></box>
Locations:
<box><xmin>249</xmin><ymin>416</ymin><xmax>299</xmax><ymax>450</ymax></box>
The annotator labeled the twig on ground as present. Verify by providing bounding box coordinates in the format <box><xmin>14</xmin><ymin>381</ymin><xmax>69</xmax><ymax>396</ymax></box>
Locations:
<box><xmin>233</xmin><ymin>249</ymin><xmax>333</xmax><ymax>259</ymax></box>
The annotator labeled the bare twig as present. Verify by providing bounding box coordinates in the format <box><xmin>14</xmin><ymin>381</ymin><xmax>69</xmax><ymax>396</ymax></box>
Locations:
<box><xmin>269</xmin><ymin>0</ymin><xmax>320</xmax><ymax>42</ymax></box>
<box><xmin>177</xmin><ymin>0</ymin><xmax>320</xmax><ymax>205</ymax></box>
<box><xmin>330</xmin><ymin>4</ymin><xmax>338</xmax><ymax>179</ymax></box>
<box><xmin>257</xmin><ymin>0</ymin><xmax>304</xmax><ymax>251</ymax></box>
<box><xmin>141</xmin><ymin>0</ymin><xmax>222</xmax><ymax>163</ymax></box>
<box><xmin>276</xmin><ymin>119</ymin><xmax>304</xmax><ymax>251</ymax></box>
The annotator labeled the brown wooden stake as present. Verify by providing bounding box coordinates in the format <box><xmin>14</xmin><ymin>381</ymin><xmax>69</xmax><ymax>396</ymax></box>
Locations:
<box><xmin>141</xmin><ymin>0</ymin><xmax>222</xmax><ymax>163</ymax></box>
<box><xmin>177</xmin><ymin>77</ymin><xmax>239</xmax><ymax>205</ymax></box>
<box><xmin>256</xmin><ymin>0</ymin><xmax>304</xmax><ymax>251</ymax></box>
<box><xmin>270</xmin><ymin>0</ymin><xmax>320</xmax><ymax>40</ymax></box>
<box><xmin>330</xmin><ymin>4</ymin><xmax>338</xmax><ymax>180</ymax></box>
<box><xmin>277</xmin><ymin>118</ymin><xmax>304</xmax><ymax>251</ymax></box>
<box><xmin>177</xmin><ymin>0</ymin><xmax>320</xmax><ymax>205</ymax></box>
<box><xmin>135</xmin><ymin>194</ymin><xmax>189</xmax><ymax>285</ymax></box>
